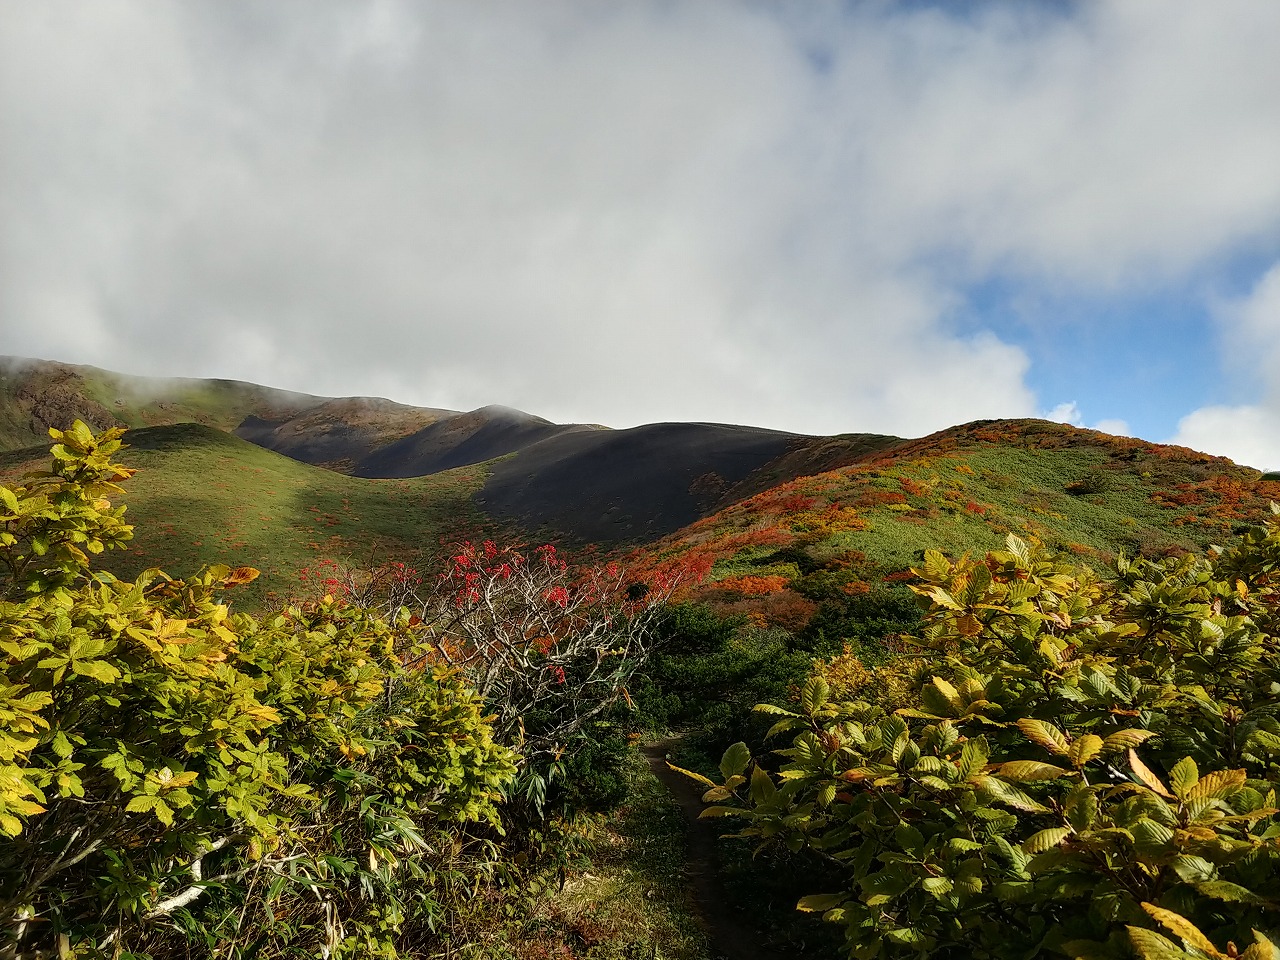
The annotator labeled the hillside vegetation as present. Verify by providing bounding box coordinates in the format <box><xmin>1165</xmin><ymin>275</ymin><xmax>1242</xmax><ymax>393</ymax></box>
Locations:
<box><xmin>0</xmin><ymin>423</ymin><xmax>492</xmax><ymax>604</ymax></box>
<box><xmin>7</xmin><ymin>362</ymin><xmax>1280</xmax><ymax>958</ymax></box>
<box><xmin>1</xmin><ymin>423</ymin><xmax>708</xmax><ymax>959</ymax></box>
<box><xmin>640</xmin><ymin>419</ymin><xmax>1280</xmax><ymax>647</ymax></box>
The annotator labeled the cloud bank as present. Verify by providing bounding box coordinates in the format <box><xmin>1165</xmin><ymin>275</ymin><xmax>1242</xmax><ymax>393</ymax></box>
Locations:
<box><xmin>2</xmin><ymin>1</ymin><xmax>1279</xmax><ymax>445</ymax></box>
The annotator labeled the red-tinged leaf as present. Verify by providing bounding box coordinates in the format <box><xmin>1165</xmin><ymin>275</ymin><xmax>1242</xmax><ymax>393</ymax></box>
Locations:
<box><xmin>224</xmin><ymin>566</ymin><xmax>260</xmax><ymax>587</ymax></box>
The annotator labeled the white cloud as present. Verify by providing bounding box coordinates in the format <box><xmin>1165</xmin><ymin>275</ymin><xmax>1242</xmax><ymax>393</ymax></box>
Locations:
<box><xmin>1093</xmin><ymin>419</ymin><xmax>1132</xmax><ymax>438</ymax></box>
<box><xmin>1172</xmin><ymin>261</ymin><xmax>1280</xmax><ymax>468</ymax></box>
<box><xmin>1043</xmin><ymin>403</ymin><xmax>1132</xmax><ymax>438</ymax></box>
<box><xmin>1171</xmin><ymin>405</ymin><xmax>1280</xmax><ymax>472</ymax></box>
<box><xmin>1</xmin><ymin>2</ymin><xmax>1278</xmax><ymax>437</ymax></box>
<box><xmin>1045</xmin><ymin>402</ymin><xmax>1083</xmax><ymax>427</ymax></box>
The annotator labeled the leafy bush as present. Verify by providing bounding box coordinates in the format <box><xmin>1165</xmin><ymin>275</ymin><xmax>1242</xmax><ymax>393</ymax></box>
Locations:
<box><xmin>1</xmin><ymin>423</ymin><xmax>516</xmax><ymax>958</ymax></box>
<box><xmin>630</xmin><ymin>604</ymin><xmax>813</xmax><ymax>750</ymax></box>
<box><xmin>292</xmin><ymin>540</ymin><xmax>690</xmax><ymax>831</ymax></box>
<box><xmin>689</xmin><ymin>518</ymin><xmax>1280</xmax><ymax>959</ymax></box>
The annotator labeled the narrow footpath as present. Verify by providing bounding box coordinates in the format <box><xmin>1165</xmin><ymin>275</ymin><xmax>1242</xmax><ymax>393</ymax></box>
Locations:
<box><xmin>641</xmin><ymin>740</ymin><xmax>804</xmax><ymax>960</ymax></box>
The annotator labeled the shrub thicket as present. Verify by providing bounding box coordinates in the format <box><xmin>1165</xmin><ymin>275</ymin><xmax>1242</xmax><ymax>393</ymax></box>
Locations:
<box><xmin>691</xmin><ymin>520</ymin><xmax>1280</xmax><ymax>959</ymax></box>
<box><xmin>0</xmin><ymin>423</ymin><xmax>676</xmax><ymax>958</ymax></box>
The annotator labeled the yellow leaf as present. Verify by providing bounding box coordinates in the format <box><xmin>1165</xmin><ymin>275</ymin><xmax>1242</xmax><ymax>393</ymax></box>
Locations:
<box><xmin>1017</xmin><ymin>718</ymin><xmax>1069</xmax><ymax>756</ymax></box>
<box><xmin>1069</xmin><ymin>734</ymin><xmax>1104</xmax><ymax>768</ymax></box>
<box><xmin>156</xmin><ymin>618</ymin><xmax>190</xmax><ymax>641</ymax></box>
<box><xmin>667</xmin><ymin>762</ymin><xmax>716</xmax><ymax>789</ymax></box>
<box><xmin>163</xmin><ymin>771</ymin><xmax>199</xmax><ymax>790</ymax></box>
<box><xmin>997</xmin><ymin>760</ymin><xmax>1071</xmax><ymax>782</ymax></box>
<box><xmin>224</xmin><ymin>566</ymin><xmax>260</xmax><ymax>587</ymax></box>
<box><xmin>1188</xmin><ymin>768</ymin><xmax>1247</xmax><ymax>800</ymax></box>
<box><xmin>1140</xmin><ymin>903</ymin><xmax>1223</xmax><ymax>957</ymax></box>
<box><xmin>1129</xmin><ymin>750</ymin><xmax>1174</xmax><ymax>799</ymax></box>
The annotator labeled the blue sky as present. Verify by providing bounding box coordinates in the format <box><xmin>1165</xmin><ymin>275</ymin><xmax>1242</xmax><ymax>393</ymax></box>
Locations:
<box><xmin>2</xmin><ymin>1</ymin><xmax>1279</xmax><ymax>466</ymax></box>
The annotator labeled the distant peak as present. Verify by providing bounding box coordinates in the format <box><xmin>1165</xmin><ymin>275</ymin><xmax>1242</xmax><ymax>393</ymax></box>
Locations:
<box><xmin>469</xmin><ymin>404</ymin><xmax>552</xmax><ymax>425</ymax></box>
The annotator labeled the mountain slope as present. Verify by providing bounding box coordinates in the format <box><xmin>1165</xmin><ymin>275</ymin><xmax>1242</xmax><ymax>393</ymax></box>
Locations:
<box><xmin>0</xmin><ymin>357</ymin><xmax>907</xmax><ymax>543</ymax></box>
<box><xmin>476</xmin><ymin>424</ymin><xmax>904</xmax><ymax>544</ymax></box>
<box><xmin>0</xmin><ymin>356</ymin><xmax>445</xmax><ymax>466</ymax></box>
<box><xmin>634</xmin><ymin>418</ymin><xmax>1280</xmax><ymax>642</ymax></box>
<box><xmin>0</xmin><ymin>423</ymin><xmax>492</xmax><ymax>604</ymax></box>
<box><xmin>352</xmin><ymin>405</ymin><xmax>602</xmax><ymax>478</ymax></box>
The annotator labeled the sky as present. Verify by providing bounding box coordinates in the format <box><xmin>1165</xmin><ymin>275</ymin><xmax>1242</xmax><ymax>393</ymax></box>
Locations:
<box><xmin>2</xmin><ymin>1</ymin><xmax>1280</xmax><ymax>466</ymax></box>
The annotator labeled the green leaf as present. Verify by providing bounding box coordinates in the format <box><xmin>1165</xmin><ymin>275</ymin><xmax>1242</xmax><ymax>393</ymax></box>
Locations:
<box><xmin>698</xmin><ymin>806</ymin><xmax>746</xmax><ymax>819</ymax></box>
<box><xmin>719</xmin><ymin>742</ymin><xmax>751</xmax><ymax>780</ymax></box>
<box><xmin>894</xmin><ymin>823</ymin><xmax>924</xmax><ymax>851</ymax></box>
<box><xmin>922</xmin><ymin>677</ymin><xmax>962</xmax><ymax>716</ymax></box>
<box><xmin>1192</xmin><ymin>880</ymin><xmax>1275</xmax><ymax>907</ymax></box>
<box><xmin>1169</xmin><ymin>758</ymin><xmax>1199</xmax><ymax>800</ymax></box>
<box><xmin>749</xmin><ymin>766</ymin><xmax>778</xmax><ymax>805</ymax></box>
<box><xmin>70</xmin><ymin>659</ymin><xmax>121</xmax><ymax>684</ymax></box>
<box><xmin>125</xmin><ymin>795</ymin><xmax>158</xmax><ymax>814</ymax></box>
<box><xmin>1023</xmin><ymin>826</ymin><xmax>1071</xmax><ymax>854</ymax></box>
<box><xmin>973</xmin><ymin>775</ymin><xmax>1047</xmax><ymax>813</ymax></box>
<box><xmin>796</xmin><ymin>893</ymin><xmax>847</xmax><ymax>913</ymax></box>
<box><xmin>1102</xmin><ymin>728</ymin><xmax>1156</xmax><ymax>753</ymax></box>
<box><xmin>1171</xmin><ymin>855</ymin><xmax>1216</xmax><ymax>883</ymax></box>
<box><xmin>920</xmin><ymin>876</ymin><xmax>953</xmax><ymax>897</ymax></box>
<box><xmin>997</xmin><ymin>760</ymin><xmax>1070</xmax><ymax>782</ymax></box>
<box><xmin>800</xmin><ymin>677</ymin><xmax>830</xmax><ymax>716</ymax></box>
<box><xmin>152</xmin><ymin>799</ymin><xmax>174</xmax><ymax>826</ymax></box>
<box><xmin>1017</xmin><ymin>718</ymin><xmax>1069</xmax><ymax>756</ymax></box>
<box><xmin>955</xmin><ymin>738</ymin><xmax>989</xmax><ymax>782</ymax></box>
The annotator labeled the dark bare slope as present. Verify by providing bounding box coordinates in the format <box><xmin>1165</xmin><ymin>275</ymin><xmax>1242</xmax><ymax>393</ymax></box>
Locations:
<box><xmin>353</xmin><ymin>405</ymin><xmax>603</xmax><ymax>478</ymax></box>
<box><xmin>477</xmin><ymin>422</ymin><xmax>822</xmax><ymax>543</ymax></box>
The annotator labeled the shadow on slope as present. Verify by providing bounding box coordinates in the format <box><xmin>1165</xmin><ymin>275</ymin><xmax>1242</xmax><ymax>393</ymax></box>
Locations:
<box><xmin>477</xmin><ymin>423</ymin><xmax>905</xmax><ymax>545</ymax></box>
<box><xmin>235</xmin><ymin>397</ymin><xmax>454</xmax><ymax>471</ymax></box>
<box><xmin>352</xmin><ymin>405</ymin><xmax>603</xmax><ymax>478</ymax></box>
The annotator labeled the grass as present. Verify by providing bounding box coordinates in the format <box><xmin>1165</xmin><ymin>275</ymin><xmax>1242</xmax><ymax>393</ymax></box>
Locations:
<box><xmin>637</xmin><ymin>419</ymin><xmax>1280</xmax><ymax>645</ymax></box>
<box><xmin>478</xmin><ymin>752</ymin><xmax>711</xmax><ymax>960</ymax></box>
<box><xmin>0</xmin><ymin>423</ymin><xmax>495</xmax><ymax>606</ymax></box>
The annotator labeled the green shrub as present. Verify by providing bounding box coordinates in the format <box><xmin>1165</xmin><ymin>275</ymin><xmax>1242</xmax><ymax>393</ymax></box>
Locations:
<box><xmin>689</xmin><ymin>519</ymin><xmax>1280</xmax><ymax>959</ymax></box>
<box><xmin>1</xmin><ymin>423</ymin><xmax>516</xmax><ymax>958</ymax></box>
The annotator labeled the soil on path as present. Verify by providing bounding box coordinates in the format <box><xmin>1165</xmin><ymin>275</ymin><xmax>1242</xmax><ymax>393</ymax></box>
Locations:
<box><xmin>641</xmin><ymin>740</ymin><xmax>811</xmax><ymax>960</ymax></box>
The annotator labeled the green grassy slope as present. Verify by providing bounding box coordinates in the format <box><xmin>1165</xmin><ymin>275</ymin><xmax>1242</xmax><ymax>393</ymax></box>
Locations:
<box><xmin>635</xmin><ymin>419</ymin><xmax>1280</xmax><ymax>641</ymax></box>
<box><xmin>0</xmin><ymin>424</ymin><xmax>493</xmax><ymax>604</ymax></box>
<box><xmin>6</xmin><ymin>414</ymin><xmax>1274</xmax><ymax>623</ymax></box>
<box><xmin>0</xmin><ymin>356</ymin><xmax>321</xmax><ymax>449</ymax></box>
<box><xmin>0</xmin><ymin>358</ymin><xmax>449</xmax><ymax>469</ymax></box>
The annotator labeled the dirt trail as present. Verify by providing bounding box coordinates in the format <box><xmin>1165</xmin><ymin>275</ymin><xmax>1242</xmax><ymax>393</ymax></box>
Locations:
<box><xmin>641</xmin><ymin>740</ymin><xmax>798</xmax><ymax>960</ymax></box>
